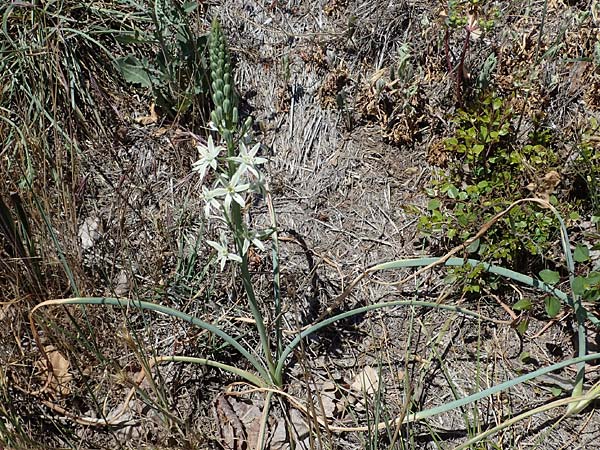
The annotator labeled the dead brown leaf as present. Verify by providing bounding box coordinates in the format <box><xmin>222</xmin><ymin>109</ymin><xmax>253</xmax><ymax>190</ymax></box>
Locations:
<box><xmin>350</xmin><ymin>365</ymin><xmax>380</xmax><ymax>396</ymax></box>
<box><xmin>36</xmin><ymin>345</ymin><xmax>73</xmax><ymax>396</ymax></box>
<box><xmin>213</xmin><ymin>393</ymin><xmax>263</xmax><ymax>450</ymax></box>
<box><xmin>319</xmin><ymin>381</ymin><xmax>337</xmax><ymax>418</ymax></box>
<box><xmin>526</xmin><ymin>170</ymin><xmax>561</xmax><ymax>202</ymax></box>
<box><xmin>135</xmin><ymin>103</ymin><xmax>158</xmax><ymax>125</ymax></box>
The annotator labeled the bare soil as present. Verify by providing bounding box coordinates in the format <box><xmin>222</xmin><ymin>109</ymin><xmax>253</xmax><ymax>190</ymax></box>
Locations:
<box><xmin>3</xmin><ymin>0</ymin><xmax>600</xmax><ymax>449</ymax></box>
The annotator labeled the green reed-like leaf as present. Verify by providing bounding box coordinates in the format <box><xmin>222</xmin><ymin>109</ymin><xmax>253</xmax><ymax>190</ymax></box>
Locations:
<box><xmin>32</xmin><ymin>297</ymin><xmax>271</xmax><ymax>383</ymax></box>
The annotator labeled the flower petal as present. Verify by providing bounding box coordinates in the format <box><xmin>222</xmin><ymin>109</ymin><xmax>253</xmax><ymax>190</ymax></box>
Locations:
<box><xmin>228</xmin><ymin>253</ymin><xmax>243</xmax><ymax>263</ymax></box>
<box><xmin>232</xmin><ymin>192</ymin><xmax>246</xmax><ymax>208</ymax></box>
<box><xmin>252</xmin><ymin>237</ymin><xmax>265</xmax><ymax>252</ymax></box>
<box><xmin>206</xmin><ymin>240</ymin><xmax>222</xmax><ymax>252</ymax></box>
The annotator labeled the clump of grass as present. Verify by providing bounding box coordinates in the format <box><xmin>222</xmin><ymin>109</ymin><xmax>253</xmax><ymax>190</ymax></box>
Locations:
<box><xmin>0</xmin><ymin>0</ymin><xmax>146</xmax><ymax>297</ymax></box>
<box><xmin>0</xmin><ymin>0</ymin><xmax>214</xmax><ymax>297</ymax></box>
<box><xmin>0</xmin><ymin>1</ymin><xmax>213</xmax><ymax>447</ymax></box>
<box><xmin>116</xmin><ymin>0</ymin><xmax>211</xmax><ymax>122</ymax></box>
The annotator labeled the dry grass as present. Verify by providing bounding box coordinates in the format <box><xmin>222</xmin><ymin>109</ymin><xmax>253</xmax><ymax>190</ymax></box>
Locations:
<box><xmin>1</xmin><ymin>0</ymin><xmax>600</xmax><ymax>449</ymax></box>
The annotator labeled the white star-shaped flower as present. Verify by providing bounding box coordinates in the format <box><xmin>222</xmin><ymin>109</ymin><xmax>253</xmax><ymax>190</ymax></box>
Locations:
<box><xmin>210</xmin><ymin>166</ymin><xmax>250</xmax><ymax>213</ymax></box>
<box><xmin>192</xmin><ymin>136</ymin><xmax>223</xmax><ymax>180</ymax></box>
<box><xmin>227</xmin><ymin>142</ymin><xmax>267</xmax><ymax>178</ymax></box>
<box><xmin>206</xmin><ymin>232</ymin><xmax>242</xmax><ymax>271</ymax></box>
<box><xmin>242</xmin><ymin>231</ymin><xmax>266</xmax><ymax>255</ymax></box>
<box><xmin>201</xmin><ymin>186</ymin><xmax>222</xmax><ymax>217</ymax></box>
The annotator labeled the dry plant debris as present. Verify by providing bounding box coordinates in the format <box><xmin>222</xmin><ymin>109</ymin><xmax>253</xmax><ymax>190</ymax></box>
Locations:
<box><xmin>35</xmin><ymin>346</ymin><xmax>73</xmax><ymax>397</ymax></box>
<box><xmin>2</xmin><ymin>0</ymin><xmax>600</xmax><ymax>449</ymax></box>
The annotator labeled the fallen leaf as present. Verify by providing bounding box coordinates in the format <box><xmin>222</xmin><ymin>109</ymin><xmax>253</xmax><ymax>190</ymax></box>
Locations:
<box><xmin>135</xmin><ymin>103</ymin><xmax>158</xmax><ymax>125</ymax></box>
<box><xmin>289</xmin><ymin>408</ymin><xmax>310</xmax><ymax>445</ymax></box>
<box><xmin>527</xmin><ymin>170</ymin><xmax>561</xmax><ymax>202</ymax></box>
<box><xmin>269</xmin><ymin>409</ymin><xmax>311</xmax><ymax>450</ymax></box>
<box><xmin>319</xmin><ymin>381</ymin><xmax>338</xmax><ymax>418</ymax></box>
<box><xmin>269</xmin><ymin>417</ymin><xmax>289</xmax><ymax>450</ymax></box>
<box><xmin>113</xmin><ymin>270</ymin><xmax>129</xmax><ymax>297</ymax></box>
<box><xmin>213</xmin><ymin>393</ymin><xmax>263</xmax><ymax>450</ymax></box>
<box><xmin>350</xmin><ymin>366</ymin><xmax>379</xmax><ymax>396</ymax></box>
<box><xmin>78</xmin><ymin>217</ymin><xmax>101</xmax><ymax>250</ymax></box>
<box><xmin>150</xmin><ymin>127</ymin><xmax>168</xmax><ymax>138</ymax></box>
<box><xmin>0</xmin><ymin>303</ymin><xmax>9</xmax><ymax>321</ymax></box>
<box><xmin>37</xmin><ymin>345</ymin><xmax>73</xmax><ymax>396</ymax></box>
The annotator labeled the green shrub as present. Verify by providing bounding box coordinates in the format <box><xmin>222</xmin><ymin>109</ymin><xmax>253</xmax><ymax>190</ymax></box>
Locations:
<box><xmin>420</xmin><ymin>94</ymin><xmax>569</xmax><ymax>276</ymax></box>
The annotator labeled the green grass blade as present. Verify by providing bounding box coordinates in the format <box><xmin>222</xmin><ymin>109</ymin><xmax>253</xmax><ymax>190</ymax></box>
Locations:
<box><xmin>149</xmin><ymin>355</ymin><xmax>265</xmax><ymax>387</ymax></box>
<box><xmin>371</xmin><ymin>256</ymin><xmax>600</xmax><ymax>325</ymax></box>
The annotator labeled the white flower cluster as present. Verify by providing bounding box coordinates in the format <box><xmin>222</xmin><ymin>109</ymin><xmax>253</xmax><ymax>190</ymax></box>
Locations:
<box><xmin>192</xmin><ymin>135</ymin><xmax>268</xmax><ymax>270</ymax></box>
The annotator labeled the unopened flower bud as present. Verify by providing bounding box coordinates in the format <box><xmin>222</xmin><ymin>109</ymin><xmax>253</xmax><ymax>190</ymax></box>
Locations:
<box><xmin>214</xmin><ymin>90</ymin><xmax>224</xmax><ymax>106</ymax></box>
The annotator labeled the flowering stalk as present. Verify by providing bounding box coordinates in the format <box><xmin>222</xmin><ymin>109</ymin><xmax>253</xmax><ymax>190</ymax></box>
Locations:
<box><xmin>208</xmin><ymin>18</ymin><xmax>236</xmax><ymax>149</ymax></box>
<box><xmin>202</xmin><ymin>19</ymin><xmax>278</xmax><ymax>384</ymax></box>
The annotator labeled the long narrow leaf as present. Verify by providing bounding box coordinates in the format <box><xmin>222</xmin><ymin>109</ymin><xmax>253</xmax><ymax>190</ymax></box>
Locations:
<box><xmin>30</xmin><ymin>297</ymin><xmax>271</xmax><ymax>383</ymax></box>
<box><xmin>276</xmin><ymin>299</ymin><xmax>503</xmax><ymax>380</ymax></box>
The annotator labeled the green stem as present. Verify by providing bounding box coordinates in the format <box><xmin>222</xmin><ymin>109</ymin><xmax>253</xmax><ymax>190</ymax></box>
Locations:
<box><xmin>229</xmin><ymin>195</ymin><xmax>277</xmax><ymax>384</ymax></box>
<box><xmin>265</xmin><ymin>188</ymin><xmax>282</xmax><ymax>362</ymax></box>
<box><xmin>257</xmin><ymin>391</ymin><xmax>274</xmax><ymax>448</ymax></box>
<box><xmin>371</xmin><ymin>256</ymin><xmax>600</xmax><ymax>327</ymax></box>
<box><xmin>238</xmin><ymin>245</ymin><xmax>277</xmax><ymax>384</ymax></box>
<box><xmin>270</xmin><ymin>213</ymin><xmax>283</xmax><ymax>363</ymax></box>
<box><xmin>407</xmin><ymin>352</ymin><xmax>600</xmax><ymax>424</ymax></box>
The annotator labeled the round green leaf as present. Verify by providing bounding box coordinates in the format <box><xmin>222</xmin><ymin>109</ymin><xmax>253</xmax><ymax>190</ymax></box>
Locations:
<box><xmin>539</xmin><ymin>269</ymin><xmax>560</xmax><ymax>285</ymax></box>
<box><xmin>574</xmin><ymin>244</ymin><xmax>590</xmax><ymax>263</ymax></box>
<box><xmin>117</xmin><ymin>56</ymin><xmax>152</xmax><ymax>88</ymax></box>
<box><xmin>427</xmin><ymin>199</ymin><xmax>441</xmax><ymax>211</ymax></box>
<box><xmin>516</xmin><ymin>318</ymin><xmax>529</xmax><ymax>336</ymax></box>
<box><xmin>466</xmin><ymin>238</ymin><xmax>480</xmax><ymax>253</ymax></box>
<box><xmin>544</xmin><ymin>296</ymin><xmax>561</xmax><ymax>318</ymax></box>
<box><xmin>447</xmin><ymin>185</ymin><xmax>459</xmax><ymax>199</ymax></box>
<box><xmin>572</xmin><ymin>276</ymin><xmax>586</xmax><ymax>296</ymax></box>
<box><xmin>513</xmin><ymin>298</ymin><xmax>533</xmax><ymax>311</ymax></box>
